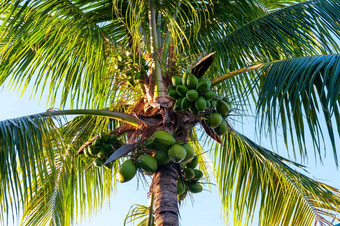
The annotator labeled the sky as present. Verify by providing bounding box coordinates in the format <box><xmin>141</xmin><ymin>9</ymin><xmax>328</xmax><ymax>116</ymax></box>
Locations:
<box><xmin>0</xmin><ymin>86</ymin><xmax>339</xmax><ymax>226</ymax></box>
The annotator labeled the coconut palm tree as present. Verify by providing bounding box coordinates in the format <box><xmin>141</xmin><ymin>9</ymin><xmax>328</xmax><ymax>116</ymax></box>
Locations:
<box><xmin>1</xmin><ymin>0</ymin><xmax>340</xmax><ymax>225</ymax></box>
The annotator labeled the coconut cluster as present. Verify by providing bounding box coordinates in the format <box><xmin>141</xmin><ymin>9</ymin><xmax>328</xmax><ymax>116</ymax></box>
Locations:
<box><xmin>146</xmin><ymin>131</ymin><xmax>197</xmax><ymax>165</ymax></box>
<box><xmin>84</xmin><ymin>132</ymin><xmax>123</xmax><ymax>168</ymax></box>
<box><xmin>167</xmin><ymin>72</ymin><xmax>231</xmax><ymax>135</ymax></box>
<box><xmin>177</xmin><ymin>155</ymin><xmax>204</xmax><ymax>200</ymax></box>
<box><xmin>125</xmin><ymin>55</ymin><xmax>149</xmax><ymax>86</ymax></box>
<box><xmin>114</xmin><ymin>54</ymin><xmax>149</xmax><ymax>86</ymax></box>
<box><xmin>116</xmin><ymin>131</ymin><xmax>203</xmax><ymax>191</ymax></box>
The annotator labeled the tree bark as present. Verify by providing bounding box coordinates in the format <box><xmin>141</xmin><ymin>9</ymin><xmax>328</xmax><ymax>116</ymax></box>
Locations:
<box><xmin>151</xmin><ymin>162</ymin><xmax>179</xmax><ymax>226</ymax></box>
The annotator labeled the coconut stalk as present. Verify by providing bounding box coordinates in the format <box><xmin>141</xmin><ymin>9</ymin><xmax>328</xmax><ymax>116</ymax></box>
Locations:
<box><xmin>39</xmin><ymin>109</ymin><xmax>140</xmax><ymax>127</ymax></box>
<box><xmin>148</xmin><ymin>0</ymin><xmax>163</xmax><ymax>100</ymax></box>
<box><xmin>211</xmin><ymin>64</ymin><xmax>263</xmax><ymax>86</ymax></box>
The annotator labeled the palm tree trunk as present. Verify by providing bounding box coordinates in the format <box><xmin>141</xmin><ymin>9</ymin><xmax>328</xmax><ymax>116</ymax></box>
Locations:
<box><xmin>151</xmin><ymin>162</ymin><xmax>179</xmax><ymax>226</ymax></box>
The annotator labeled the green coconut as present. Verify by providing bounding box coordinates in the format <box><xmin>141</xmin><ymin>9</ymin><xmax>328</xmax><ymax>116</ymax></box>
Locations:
<box><xmin>181</xmin><ymin>97</ymin><xmax>192</xmax><ymax>110</ymax></box>
<box><xmin>206</xmin><ymin>113</ymin><xmax>223</xmax><ymax>129</ymax></box>
<box><xmin>186</xmin><ymin>73</ymin><xmax>198</xmax><ymax>89</ymax></box>
<box><xmin>186</xmin><ymin>156</ymin><xmax>198</xmax><ymax>168</ymax></box>
<box><xmin>173</xmin><ymin>97</ymin><xmax>183</xmax><ymax>112</ymax></box>
<box><xmin>177</xmin><ymin>180</ymin><xmax>186</xmax><ymax>195</ymax></box>
<box><xmin>182</xmin><ymin>72</ymin><xmax>189</xmax><ymax>85</ymax></box>
<box><xmin>154</xmin><ymin>151</ymin><xmax>171</xmax><ymax>166</ymax></box>
<box><xmin>198</xmin><ymin>77</ymin><xmax>212</xmax><ymax>87</ymax></box>
<box><xmin>214</xmin><ymin>119</ymin><xmax>228</xmax><ymax>135</ymax></box>
<box><xmin>88</xmin><ymin>145</ymin><xmax>100</xmax><ymax>156</ymax></box>
<box><xmin>171</xmin><ymin>76</ymin><xmax>182</xmax><ymax>86</ymax></box>
<box><xmin>182</xmin><ymin>144</ymin><xmax>195</xmax><ymax>163</ymax></box>
<box><xmin>184</xmin><ymin>167</ymin><xmax>195</xmax><ymax>180</ymax></box>
<box><xmin>178</xmin><ymin>190</ymin><xmax>187</xmax><ymax>201</ymax></box>
<box><xmin>117</xmin><ymin>160</ymin><xmax>137</xmax><ymax>183</ymax></box>
<box><xmin>109</xmin><ymin>134</ymin><xmax>118</xmax><ymax>143</ymax></box>
<box><xmin>168</xmin><ymin>90</ymin><xmax>181</xmax><ymax>100</ymax></box>
<box><xmin>94</xmin><ymin>138</ymin><xmax>103</xmax><ymax>146</ymax></box>
<box><xmin>97</xmin><ymin>150</ymin><xmax>106</xmax><ymax>159</ymax></box>
<box><xmin>216</xmin><ymin>99</ymin><xmax>231</xmax><ymax>116</ymax></box>
<box><xmin>103</xmin><ymin>144</ymin><xmax>113</xmax><ymax>153</ymax></box>
<box><xmin>195</xmin><ymin>81</ymin><xmax>211</xmax><ymax>93</ymax></box>
<box><xmin>193</xmin><ymin>169</ymin><xmax>203</xmax><ymax>181</ymax></box>
<box><xmin>111</xmin><ymin>135</ymin><xmax>123</xmax><ymax>149</ymax></box>
<box><xmin>168</xmin><ymin>144</ymin><xmax>187</xmax><ymax>163</ymax></box>
<box><xmin>188</xmin><ymin>182</ymin><xmax>203</xmax><ymax>193</ymax></box>
<box><xmin>145</xmin><ymin>138</ymin><xmax>157</xmax><ymax>151</ymax></box>
<box><xmin>186</xmin><ymin>89</ymin><xmax>199</xmax><ymax>102</ymax></box>
<box><xmin>138</xmin><ymin>155</ymin><xmax>158</xmax><ymax>173</ymax></box>
<box><xmin>180</xmin><ymin>162</ymin><xmax>187</xmax><ymax>168</ymax></box>
<box><xmin>195</xmin><ymin>96</ymin><xmax>206</xmax><ymax>111</ymax></box>
<box><xmin>101</xmin><ymin>132</ymin><xmax>111</xmax><ymax>143</ymax></box>
<box><xmin>202</xmin><ymin>90</ymin><xmax>216</xmax><ymax>101</ymax></box>
<box><xmin>93</xmin><ymin>158</ymin><xmax>104</xmax><ymax>168</ymax></box>
<box><xmin>176</xmin><ymin>85</ymin><xmax>189</xmax><ymax>97</ymax></box>
<box><xmin>152</xmin><ymin>131</ymin><xmax>176</xmax><ymax>150</ymax></box>
<box><xmin>167</xmin><ymin>85</ymin><xmax>176</xmax><ymax>93</ymax></box>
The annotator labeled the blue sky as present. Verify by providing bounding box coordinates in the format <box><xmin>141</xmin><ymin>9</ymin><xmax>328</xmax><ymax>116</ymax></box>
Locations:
<box><xmin>1</xmin><ymin>86</ymin><xmax>339</xmax><ymax>226</ymax></box>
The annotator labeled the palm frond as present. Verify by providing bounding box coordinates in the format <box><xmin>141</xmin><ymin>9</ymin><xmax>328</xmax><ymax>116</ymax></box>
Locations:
<box><xmin>258</xmin><ymin>0</ymin><xmax>307</xmax><ymax>11</ymax></box>
<box><xmin>158</xmin><ymin>0</ymin><xmax>212</xmax><ymax>51</ymax></box>
<box><xmin>173</xmin><ymin>0</ymin><xmax>266</xmax><ymax>69</ymax></box>
<box><xmin>195</xmin><ymin>0</ymin><xmax>340</xmax><ymax>77</ymax></box>
<box><xmin>178</xmin><ymin>0</ymin><xmax>340</xmax><ymax>117</ymax></box>
<box><xmin>0</xmin><ymin>108</ymin><xmax>140</xmax><ymax>223</ymax></box>
<box><xmin>61</xmin><ymin>115</ymin><xmax>116</xmax><ymax>152</ymax></box>
<box><xmin>41</xmin><ymin>109</ymin><xmax>141</xmax><ymax>128</ymax></box>
<box><xmin>20</xmin><ymin>148</ymin><xmax>64</xmax><ymax>226</ymax></box>
<box><xmin>255</xmin><ymin>54</ymin><xmax>340</xmax><ymax>163</ymax></box>
<box><xmin>0</xmin><ymin>1</ymin><xmax>122</xmax><ymax>108</ymax></box>
<box><xmin>211</xmin><ymin>54</ymin><xmax>340</xmax><ymax>163</ymax></box>
<box><xmin>124</xmin><ymin>195</ymin><xmax>155</xmax><ymax>226</ymax></box>
<box><xmin>21</xmin><ymin>146</ymin><xmax>120</xmax><ymax>226</ymax></box>
<box><xmin>214</xmin><ymin>130</ymin><xmax>340</xmax><ymax>225</ymax></box>
<box><xmin>0</xmin><ymin>113</ymin><xmax>64</xmax><ymax>221</ymax></box>
<box><xmin>18</xmin><ymin>111</ymin><xmax>128</xmax><ymax>225</ymax></box>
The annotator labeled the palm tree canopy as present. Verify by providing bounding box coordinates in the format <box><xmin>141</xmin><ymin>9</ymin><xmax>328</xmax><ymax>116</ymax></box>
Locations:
<box><xmin>1</xmin><ymin>0</ymin><xmax>340</xmax><ymax>225</ymax></box>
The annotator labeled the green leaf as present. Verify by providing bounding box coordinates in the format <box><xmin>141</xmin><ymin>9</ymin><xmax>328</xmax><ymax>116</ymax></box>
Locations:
<box><xmin>0</xmin><ymin>108</ymin><xmax>139</xmax><ymax>223</ymax></box>
<box><xmin>0</xmin><ymin>1</ymin><xmax>118</xmax><ymax>108</ymax></box>
<box><xmin>0</xmin><ymin>113</ymin><xmax>63</xmax><ymax>221</ymax></box>
<box><xmin>196</xmin><ymin>0</ymin><xmax>340</xmax><ymax>77</ymax></box>
<box><xmin>214</xmin><ymin>130</ymin><xmax>340</xmax><ymax>225</ymax></box>
<box><xmin>258</xmin><ymin>0</ymin><xmax>307</xmax><ymax>11</ymax></box>
<box><xmin>124</xmin><ymin>202</ymin><xmax>155</xmax><ymax>226</ymax></box>
<box><xmin>21</xmin><ymin>148</ymin><xmax>120</xmax><ymax>226</ymax></box>
<box><xmin>256</xmin><ymin>54</ymin><xmax>340</xmax><ymax>163</ymax></box>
